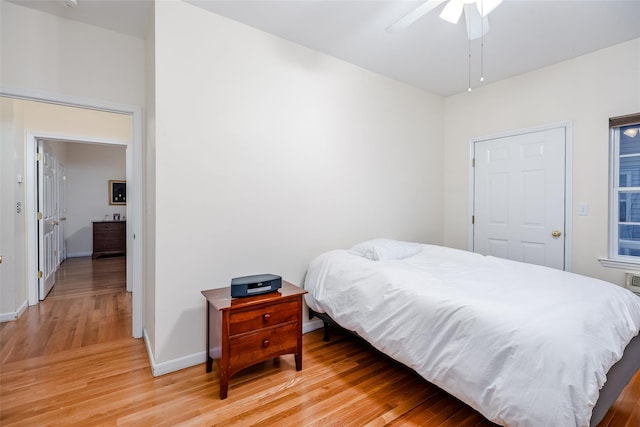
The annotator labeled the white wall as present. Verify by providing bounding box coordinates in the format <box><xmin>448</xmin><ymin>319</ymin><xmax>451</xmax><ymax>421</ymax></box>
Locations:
<box><xmin>0</xmin><ymin>97</ymin><xmax>25</xmax><ymax>320</ymax></box>
<box><xmin>444</xmin><ymin>38</ymin><xmax>640</xmax><ymax>285</ymax></box>
<box><xmin>150</xmin><ymin>1</ymin><xmax>445</xmax><ymax>365</ymax></box>
<box><xmin>0</xmin><ymin>0</ymin><xmax>145</xmax><ymax>107</ymax></box>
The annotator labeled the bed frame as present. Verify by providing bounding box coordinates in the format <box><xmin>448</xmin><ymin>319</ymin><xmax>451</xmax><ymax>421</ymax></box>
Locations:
<box><xmin>309</xmin><ymin>307</ymin><xmax>351</xmax><ymax>342</ymax></box>
<box><xmin>309</xmin><ymin>308</ymin><xmax>640</xmax><ymax>427</ymax></box>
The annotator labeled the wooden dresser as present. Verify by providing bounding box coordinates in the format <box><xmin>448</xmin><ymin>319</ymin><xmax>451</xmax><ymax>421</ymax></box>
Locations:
<box><xmin>202</xmin><ymin>281</ymin><xmax>307</xmax><ymax>399</ymax></box>
<box><xmin>92</xmin><ymin>221</ymin><xmax>126</xmax><ymax>258</ymax></box>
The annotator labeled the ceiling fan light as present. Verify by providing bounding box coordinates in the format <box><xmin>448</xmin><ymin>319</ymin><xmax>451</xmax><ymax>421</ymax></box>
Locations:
<box><xmin>476</xmin><ymin>0</ymin><xmax>503</xmax><ymax>17</ymax></box>
<box><xmin>440</xmin><ymin>0</ymin><xmax>464</xmax><ymax>24</ymax></box>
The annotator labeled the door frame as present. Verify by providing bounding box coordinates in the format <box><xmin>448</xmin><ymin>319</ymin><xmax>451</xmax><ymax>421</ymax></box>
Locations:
<box><xmin>3</xmin><ymin>87</ymin><xmax>143</xmax><ymax>339</ymax></box>
<box><xmin>468</xmin><ymin>121</ymin><xmax>574</xmax><ymax>271</ymax></box>
<box><xmin>31</xmin><ymin>135</ymin><xmax>129</xmax><ymax>299</ymax></box>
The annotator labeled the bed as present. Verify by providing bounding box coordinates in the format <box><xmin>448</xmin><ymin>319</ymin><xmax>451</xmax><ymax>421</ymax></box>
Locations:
<box><xmin>303</xmin><ymin>239</ymin><xmax>640</xmax><ymax>427</ymax></box>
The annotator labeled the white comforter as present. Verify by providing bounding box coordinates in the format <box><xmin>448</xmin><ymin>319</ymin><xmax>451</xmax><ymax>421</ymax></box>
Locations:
<box><xmin>304</xmin><ymin>244</ymin><xmax>640</xmax><ymax>427</ymax></box>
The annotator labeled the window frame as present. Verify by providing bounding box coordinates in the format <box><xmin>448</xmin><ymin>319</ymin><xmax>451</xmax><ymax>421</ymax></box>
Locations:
<box><xmin>603</xmin><ymin>113</ymin><xmax>640</xmax><ymax>269</ymax></box>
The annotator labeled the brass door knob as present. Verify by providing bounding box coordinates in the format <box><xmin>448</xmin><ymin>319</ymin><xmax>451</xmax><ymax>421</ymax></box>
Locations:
<box><xmin>551</xmin><ymin>230</ymin><xmax>562</xmax><ymax>238</ymax></box>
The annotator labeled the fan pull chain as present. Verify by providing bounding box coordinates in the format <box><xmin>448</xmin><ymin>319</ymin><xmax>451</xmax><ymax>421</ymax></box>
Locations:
<box><xmin>468</xmin><ymin>3</ymin><xmax>472</xmax><ymax>92</ymax></box>
<box><xmin>480</xmin><ymin>0</ymin><xmax>485</xmax><ymax>83</ymax></box>
<box><xmin>468</xmin><ymin>37</ymin><xmax>472</xmax><ymax>92</ymax></box>
<box><xmin>480</xmin><ymin>39</ymin><xmax>484</xmax><ymax>83</ymax></box>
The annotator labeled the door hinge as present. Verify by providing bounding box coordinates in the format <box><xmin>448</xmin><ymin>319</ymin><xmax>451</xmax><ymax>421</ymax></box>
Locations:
<box><xmin>36</xmin><ymin>153</ymin><xmax>42</xmax><ymax>161</ymax></box>
<box><xmin>38</xmin><ymin>271</ymin><xmax>43</xmax><ymax>279</ymax></box>
<box><xmin>37</xmin><ymin>212</ymin><xmax>43</xmax><ymax>220</ymax></box>
<box><xmin>472</xmin><ymin>215</ymin><xmax>475</xmax><ymax>224</ymax></box>
<box><xmin>472</xmin><ymin>158</ymin><xmax>475</xmax><ymax>167</ymax></box>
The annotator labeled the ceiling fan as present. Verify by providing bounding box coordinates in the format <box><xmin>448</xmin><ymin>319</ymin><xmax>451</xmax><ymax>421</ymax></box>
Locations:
<box><xmin>387</xmin><ymin>0</ymin><xmax>503</xmax><ymax>40</ymax></box>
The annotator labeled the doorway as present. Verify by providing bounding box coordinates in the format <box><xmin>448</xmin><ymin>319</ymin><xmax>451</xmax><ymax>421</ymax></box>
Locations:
<box><xmin>470</xmin><ymin>123</ymin><xmax>572</xmax><ymax>270</ymax></box>
<box><xmin>36</xmin><ymin>139</ymin><xmax>127</xmax><ymax>300</ymax></box>
<box><xmin>2</xmin><ymin>90</ymin><xmax>145</xmax><ymax>339</ymax></box>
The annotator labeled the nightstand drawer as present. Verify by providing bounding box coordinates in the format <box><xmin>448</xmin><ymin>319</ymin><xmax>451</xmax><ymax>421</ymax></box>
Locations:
<box><xmin>94</xmin><ymin>222</ymin><xmax>124</xmax><ymax>232</ymax></box>
<box><xmin>229</xmin><ymin>323</ymin><xmax>298</xmax><ymax>367</ymax></box>
<box><xmin>229</xmin><ymin>300</ymin><xmax>298</xmax><ymax>335</ymax></box>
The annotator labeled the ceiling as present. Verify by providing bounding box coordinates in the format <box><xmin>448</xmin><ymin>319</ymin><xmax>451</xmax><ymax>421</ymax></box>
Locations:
<box><xmin>8</xmin><ymin>0</ymin><xmax>640</xmax><ymax>96</ymax></box>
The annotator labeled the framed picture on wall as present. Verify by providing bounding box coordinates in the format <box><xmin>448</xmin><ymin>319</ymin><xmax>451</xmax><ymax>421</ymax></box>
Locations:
<box><xmin>109</xmin><ymin>180</ymin><xmax>126</xmax><ymax>205</ymax></box>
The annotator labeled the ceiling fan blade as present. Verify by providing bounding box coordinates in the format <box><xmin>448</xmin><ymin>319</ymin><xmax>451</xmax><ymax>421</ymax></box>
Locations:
<box><xmin>440</xmin><ymin>0</ymin><xmax>464</xmax><ymax>24</ymax></box>
<box><xmin>386</xmin><ymin>0</ymin><xmax>449</xmax><ymax>33</ymax></box>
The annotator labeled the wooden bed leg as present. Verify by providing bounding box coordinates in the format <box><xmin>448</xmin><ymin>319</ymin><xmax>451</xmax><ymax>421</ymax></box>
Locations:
<box><xmin>309</xmin><ymin>308</ymin><xmax>332</xmax><ymax>342</ymax></box>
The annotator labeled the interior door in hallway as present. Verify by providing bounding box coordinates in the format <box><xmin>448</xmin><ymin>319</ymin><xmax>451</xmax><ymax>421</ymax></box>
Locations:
<box><xmin>37</xmin><ymin>140</ymin><xmax>58</xmax><ymax>299</ymax></box>
<box><xmin>473</xmin><ymin>127</ymin><xmax>567</xmax><ymax>270</ymax></box>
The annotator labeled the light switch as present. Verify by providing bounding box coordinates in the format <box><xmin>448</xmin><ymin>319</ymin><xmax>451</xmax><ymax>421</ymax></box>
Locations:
<box><xmin>578</xmin><ymin>203</ymin><xmax>589</xmax><ymax>216</ymax></box>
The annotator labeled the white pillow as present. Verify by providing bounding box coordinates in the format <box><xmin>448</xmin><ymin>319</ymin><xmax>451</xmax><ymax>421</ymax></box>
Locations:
<box><xmin>349</xmin><ymin>239</ymin><xmax>422</xmax><ymax>261</ymax></box>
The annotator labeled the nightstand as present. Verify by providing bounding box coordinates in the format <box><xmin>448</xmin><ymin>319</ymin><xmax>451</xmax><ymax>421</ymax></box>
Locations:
<box><xmin>201</xmin><ymin>281</ymin><xmax>307</xmax><ymax>399</ymax></box>
<box><xmin>92</xmin><ymin>221</ymin><xmax>126</xmax><ymax>258</ymax></box>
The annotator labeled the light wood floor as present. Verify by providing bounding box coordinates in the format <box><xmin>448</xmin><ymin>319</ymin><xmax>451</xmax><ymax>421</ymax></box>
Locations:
<box><xmin>1</xmin><ymin>257</ymin><xmax>638</xmax><ymax>426</ymax></box>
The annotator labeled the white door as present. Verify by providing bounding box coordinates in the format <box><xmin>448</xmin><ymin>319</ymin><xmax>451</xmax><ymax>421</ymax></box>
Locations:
<box><xmin>37</xmin><ymin>140</ymin><xmax>58</xmax><ymax>299</ymax></box>
<box><xmin>473</xmin><ymin>127</ymin><xmax>566</xmax><ymax>270</ymax></box>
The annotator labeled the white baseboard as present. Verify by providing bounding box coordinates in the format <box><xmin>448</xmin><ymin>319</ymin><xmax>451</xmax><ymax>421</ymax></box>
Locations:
<box><xmin>0</xmin><ymin>312</ymin><xmax>17</xmax><ymax>323</ymax></box>
<box><xmin>143</xmin><ymin>318</ymin><xmax>325</xmax><ymax>377</ymax></box>
<box><xmin>303</xmin><ymin>318</ymin><xmax>324</xmax><ymax>334</ymax></box>
<box><xmin>143</xmin><ymin>328</ymin><xmax>212</xmax><ymax>377</ymax></box>
<box><xmin>143</xmin><ymin>328</ymin><xmax>156</xmax><ymax>375</ymax></box>
<box><xmin>67</xmin><ymin>251</ymin><xmax>92</xmax><ymax>258</ymax></box>
<box><xmin>0</xmin><ymin>299</ymin><xmax>28</xmax><ymax>323</ymax></box>
<box><xmin>17</xmin><ymin>299</ymin><xmax>27</xmax><ymax>317</ymax></box>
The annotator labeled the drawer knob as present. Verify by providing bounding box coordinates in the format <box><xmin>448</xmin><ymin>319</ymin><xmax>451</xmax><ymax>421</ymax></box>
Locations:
<box><xmin>262</xmin><ymin>339</ymin><xmax>270</xmax><ymax>348</ymax></box>
<box><xmin>263</xmin><ymin>313</ymin><xmax>271</xmax><ymax>322</ymax></box>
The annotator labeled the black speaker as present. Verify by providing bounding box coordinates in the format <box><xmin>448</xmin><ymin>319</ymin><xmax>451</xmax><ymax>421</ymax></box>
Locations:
<box><xmin>230</xmin><ymin>274</ymin><xmax>282</xmax><ymax>297</ymax></box>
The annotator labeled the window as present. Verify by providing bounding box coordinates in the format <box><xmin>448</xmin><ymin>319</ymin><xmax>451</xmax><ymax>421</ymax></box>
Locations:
<box><xmin>609</xmin><ymin>113</ymin><xmax>640</xmax><ymax>263</ymax></box>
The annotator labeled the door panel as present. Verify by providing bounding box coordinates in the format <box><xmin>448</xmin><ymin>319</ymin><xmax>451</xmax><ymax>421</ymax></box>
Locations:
<box><xmin>488</xmin><ymin>239</ymin><xmax>508</xmax><ymax>258</ymax></box>
<box><xmin>488</xmin><ymin>173</ymin><xmax>508</xmax><ymax>224</ymax></box>
<box><xmin>474</xmin><ymin>127</ymin><xmax>566</xmax><ymax>270</ymax></box>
